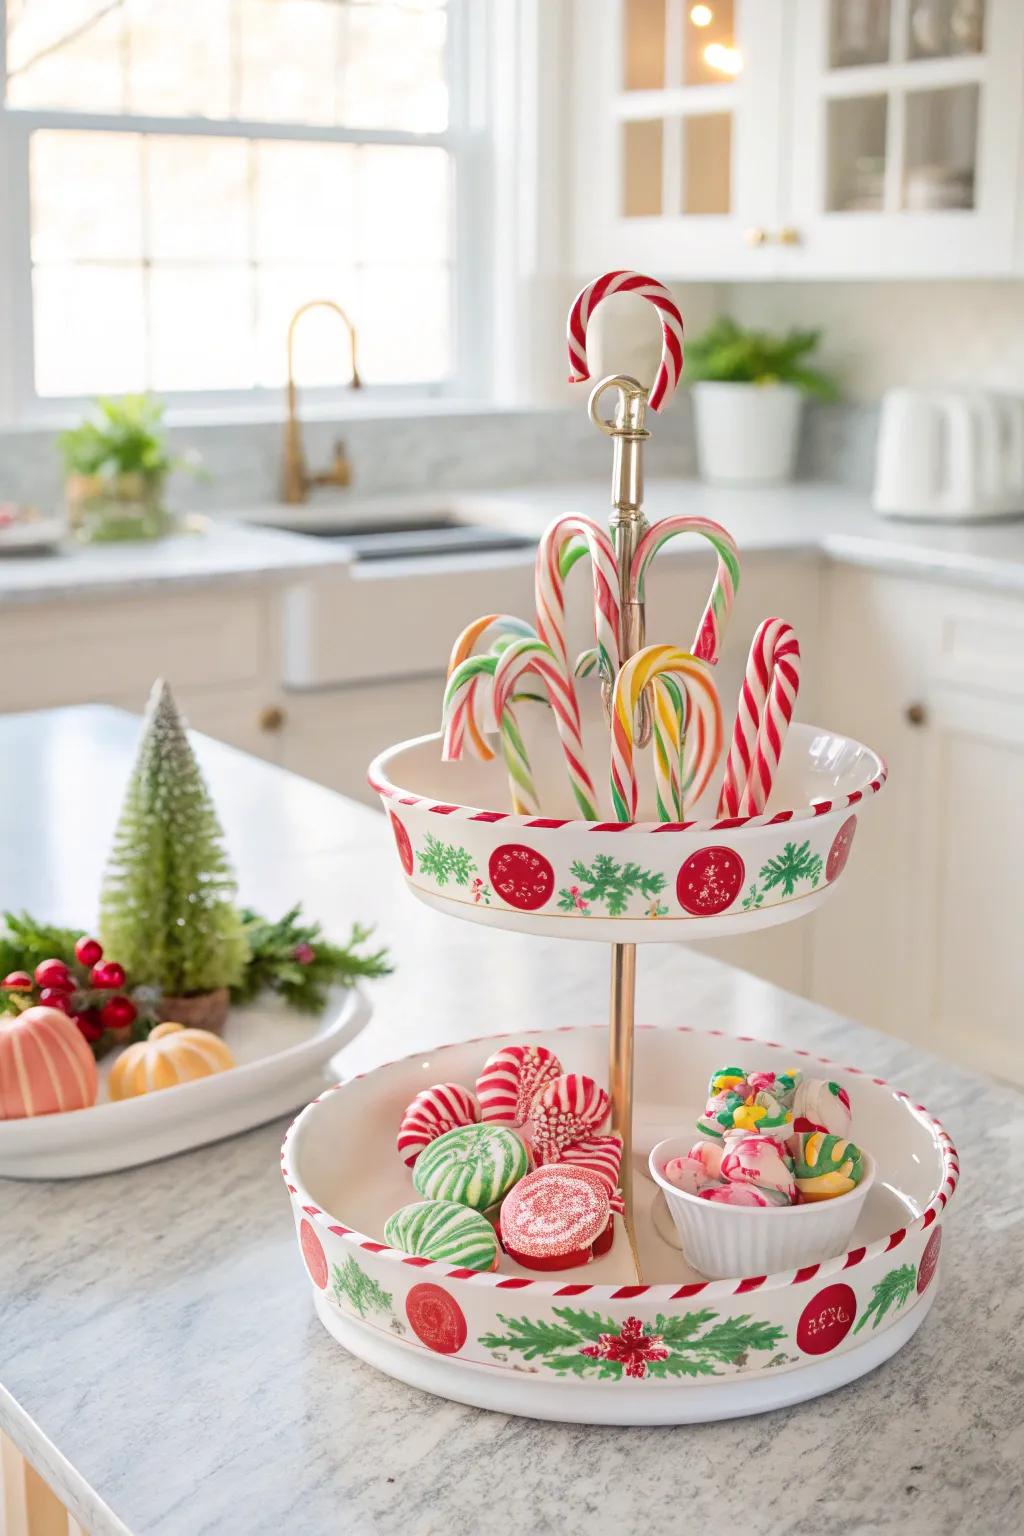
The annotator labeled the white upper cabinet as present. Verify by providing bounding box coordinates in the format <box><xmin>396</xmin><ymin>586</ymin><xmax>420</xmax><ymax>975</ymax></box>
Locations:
<box><xmin>571</xmin><ymin>0</ymin><xmax>1024</xmax><ymax>278</ymax></box>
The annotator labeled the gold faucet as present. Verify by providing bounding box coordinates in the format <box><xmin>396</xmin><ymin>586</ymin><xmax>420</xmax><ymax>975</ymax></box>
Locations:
<box><xmin>282</xmin><ymin>299</ymin><xmax>362</xmax><ymax>504</ymax></box>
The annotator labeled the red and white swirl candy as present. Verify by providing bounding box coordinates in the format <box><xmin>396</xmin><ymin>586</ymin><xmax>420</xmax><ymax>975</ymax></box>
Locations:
<box><xmin>525</xmin><ymin>1072</ymin><xmax>611</xmax><ymax>1164</ymax></box>
<box><xmin>475</xmin><ymin>1043</ymin><xmax>563</xmax><ymax>1126</ymax></box>
<box><xmin>396</xmin><ymin>1082</ymin><xmax>480</xmax><ymax>1168</ymax></box>
<box><xmin>567</xmin><ymin>270</ymin><xmax>684</xmax><ymax>413</ymax></box>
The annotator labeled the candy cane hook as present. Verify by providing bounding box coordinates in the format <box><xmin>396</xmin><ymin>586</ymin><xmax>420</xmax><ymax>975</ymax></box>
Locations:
<box><xmin>567</xmin><ymin>271</ymin><xmax>684</xmax><ymax>413</ymax></box>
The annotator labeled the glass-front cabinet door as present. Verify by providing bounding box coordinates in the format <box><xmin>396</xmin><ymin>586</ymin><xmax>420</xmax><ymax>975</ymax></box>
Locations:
<box><xmin>785</xmin><ymin>0</ymin><xmax>1024</xmax><ymax>275</ymax></box>
<box><xmin>570</xmin><ymin>0</ymin><xmax>789</xmax><ymax>278</ymax></box>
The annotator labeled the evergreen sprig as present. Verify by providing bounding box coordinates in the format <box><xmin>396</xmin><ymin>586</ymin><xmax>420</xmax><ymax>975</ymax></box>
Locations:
<box><xmin>0</xmin><ymin>912</ymin><xmax>85</xmax><ymax>980</ymax></box>
<box><xmin>557</xmin><ymin>855</ymin><xmax>666</xmax><ymax>917</ymax></box>
<box><xmin>853</xmin><ymin>1264</ymin><xmax>917</xmax><ymax>1333</ymax></box>
<box><xmin>231</xmin><ymin>905</ymin><xmax>391</xmax><ymax>1011</ymax></box>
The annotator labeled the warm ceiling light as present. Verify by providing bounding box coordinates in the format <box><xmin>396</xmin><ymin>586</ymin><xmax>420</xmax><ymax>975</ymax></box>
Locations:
<box><xmin>690</xmin><ymin>3</ymin><xmax>713</xmax><ymax>24</ymax></box>
<box><xmin>704</xmin><ymin>42</ymin><xmax>743</xmax><ymax>75</ymax></box>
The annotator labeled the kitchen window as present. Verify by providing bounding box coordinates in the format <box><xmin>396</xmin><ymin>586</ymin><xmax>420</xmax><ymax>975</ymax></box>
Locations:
<box><xmin>0</xmin><ymin>0</ymin><xmax>480</xmax><ymax>416</ymax></box>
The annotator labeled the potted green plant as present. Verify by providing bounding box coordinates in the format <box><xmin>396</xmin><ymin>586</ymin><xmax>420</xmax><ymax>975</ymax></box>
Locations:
<box><xmin>685</xmin><ymin>318</ymin><xmax>839</xmax><ymax>486</ymax></box>
<box><xmin>58</xmin><ymin>394</ymin><xmax>198</xmax><ymax>542</ymax></box>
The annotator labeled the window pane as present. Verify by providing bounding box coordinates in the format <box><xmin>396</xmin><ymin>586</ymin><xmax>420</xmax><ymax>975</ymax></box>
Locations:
<box><xmin>339</xmin><ymin>2</ymin><xmax>448</xmax><ymax>131</ymax></box>
<box><xmin>623</xmin><ymin>0</ymin><xmax>665</xmax><ymax>90</ymax></box>
<box><xmin>356</xmin><ymin>146</ymin><xmax>450</xmax><ymax>264</ymax></box>
<box><xmin>358</xmin><ymin>265</ymin><xmax>449</xmax><ymax>383</ymax></box>
<box><xmin>7</xmin><ymin>0</ymin><xmax>125</xmax><ymax>111</ymax></box>
<box><xmin>255</xmin><ymin>142</ymin><xmax>357</xmax><ymax>265</ymax></box>
<box><xmin>827</xmin><ymin>95</ymin><xmax>888</xmax><ymax>211</ymax></box>
<box><xmin>903</xmin><ymin>84</ymin><xmax>978</xmax><ymax>210</ymax></box>
<box><xmin>125</xmin><ymin>0</ymin><xmax>232</xmax><ymax>118</ymax></box>
<box><xmin>684</xmin><ymin>0</ymin><xmax>739</xmax><ymax>86</ymax></box>
<box><xmin>256</xmin><ymin>270</ymin><xmax>361</xmax><ymax>388</ymax></box>
<box><xmin>622</xmin><ymin>121</ymin><xmax>663</xmax><ymax>218</ymax></box>
<box><xmin>830</xmin><ymin>0</ymin><xmax>891</xmax><ymax>67</ymax></box>
<box><xmin>147</xmin><ymin>137</ymin><xmax>250</xmax><ymax>262</ymax></box>
<box><xmin>33</xmin><ymin>265</ymin><xmax>146</xmax><ymax>396</ymax></box>
<box><xmin>907</xmin><ymin>0</ymin><xmax>984</xmax><ymax>59</ymax></box>
<box><xmin>237</xmin><ymin>0</ymin><xmax>338</xmax><ymax>125</ymax></box>
<box><xmin>31</xmin><ymin>131</ymin><xmax>143</xmax><ymax>262</ymax></box>
<box><xmin>683</xmin><ymin>114</ymin><xmax>730</xmax><ymax>214</ymax></box>
<box><xmin>149</xmin><ymin>266</ymin><xmax>256</xmax><ymax>390</ymax></box>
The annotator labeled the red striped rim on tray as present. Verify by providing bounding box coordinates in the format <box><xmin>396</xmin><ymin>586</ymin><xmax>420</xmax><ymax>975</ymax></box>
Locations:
<box><xmin>281</xmin><ymin>1025</ymin><xmax>957</xmax><ymax>1303</ymax></box>
<box><xmin>366</xmin><ymin>732</ymin><xmax>888</xmax><ymax>835</ymax></box>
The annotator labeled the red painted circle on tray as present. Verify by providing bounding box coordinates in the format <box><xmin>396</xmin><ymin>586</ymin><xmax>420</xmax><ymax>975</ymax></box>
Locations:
<box><xmin>676</xmin><ymin>846</ymin><xmax>745</xmax><ymax>916</ymax></box>
<box><xmin>405</xmin><ymin>1283</ymin><xmax>468</xmax><ymax>1354</ymax></box>
<box><xmin>796</xmin><ymin>1282</ymin><xmax>857</xmax><ymax>1355</ymax></box>
<box><xmin>488</xmin><ymin>844</ymin><xmax>555</xmax><ymax>911</ymax></box>
<box><xmin>299</xmin><ymin>1219</ymin><xmax>328</xmax><ymax>1290</ymax></box>
<box><xmin>390</xmin><ymin>813</ymin><xmax>414</xmax><ymax>876</ymax></box>
<box><xmin>826</xmin><ymin>815</ymin><xmax>858</xmax><ymax>883</ymax></box>
<box><xmin>917</xmin><ymin>1227</ymin><xmax>942</xmax><ymax>1294</ymax></box>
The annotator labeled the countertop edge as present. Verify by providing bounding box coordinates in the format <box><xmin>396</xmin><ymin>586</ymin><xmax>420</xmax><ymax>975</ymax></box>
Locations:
<box><xmin>0</xmin><ymin>1384</ymin><xmax>129</xmax><ymax>1536</ymax></box>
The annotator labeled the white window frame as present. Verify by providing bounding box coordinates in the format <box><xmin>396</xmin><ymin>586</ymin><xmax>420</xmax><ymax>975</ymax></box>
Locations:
<box><xmin>0</xmin><ymin>0</ymin><xmax>490</xmax><ymax>425</ymax></box>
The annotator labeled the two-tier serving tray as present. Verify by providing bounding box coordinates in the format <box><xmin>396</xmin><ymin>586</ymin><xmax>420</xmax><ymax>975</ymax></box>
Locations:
<box><xmin>282</xmin><ymin>271</ymin><xmax>956</xmax><ymax>1424</ymax></box>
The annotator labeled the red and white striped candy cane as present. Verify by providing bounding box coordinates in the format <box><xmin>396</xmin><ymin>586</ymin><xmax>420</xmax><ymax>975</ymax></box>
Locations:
<box><xmin>630</xmin><ymin>516</ymin><xmax>740</xmax><ymax>665</ymax></box>
<box><xmin>493</xmin><ymin>638</ymin><xmax>599</xmax><ymax>819</ymax></box>
<box><xmin>567</xmin><ymin>271</ymin><xmax>684</xmax><ymax>413</ymax></box>
<box><xmin>610</xmin><ymin>645</ymin><xmax>723</xmax><ymax>822</ymax></box>
<box><xmin>535</xmin><ymin>514</ymin><xmax>621</xmax><ymax>685</ymax></box>
<box><xmin>718</xmin><ymin>618</ymin><xmax>801</xmax><ymax>818</ymax></box>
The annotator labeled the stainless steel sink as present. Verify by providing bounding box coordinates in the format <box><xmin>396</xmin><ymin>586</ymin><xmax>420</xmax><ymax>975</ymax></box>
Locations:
<box><xmin>259</xmin><ymin>512</ymin><xmax>535</xmax><ymax>562</ymax></box>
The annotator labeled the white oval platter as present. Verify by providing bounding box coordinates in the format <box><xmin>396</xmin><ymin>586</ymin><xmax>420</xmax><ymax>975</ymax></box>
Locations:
<box><xmin>0</xmin><ymin>984</ymin><xmax>371</xmax><ymax>1179</ymax></box>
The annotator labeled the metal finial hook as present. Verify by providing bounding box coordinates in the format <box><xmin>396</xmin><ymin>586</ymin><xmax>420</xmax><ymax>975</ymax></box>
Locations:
<box><xmin>587</xmin><ymin>374</ymin><xmax>652</xmax><ymax>440</ymax></box>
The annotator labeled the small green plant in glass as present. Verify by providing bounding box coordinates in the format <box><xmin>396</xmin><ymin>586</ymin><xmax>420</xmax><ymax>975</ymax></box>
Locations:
<box><xmin>58</xmin><ymin>394</ymin><xmax>201</xmax><ymax>542</ymax></box>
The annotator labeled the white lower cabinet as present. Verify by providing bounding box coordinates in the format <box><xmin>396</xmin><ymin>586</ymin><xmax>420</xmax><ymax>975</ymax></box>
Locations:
<box><xmin>280</xmin><ymin>675</ymin><xmax>445</xmax><ymax>806</ymax></box>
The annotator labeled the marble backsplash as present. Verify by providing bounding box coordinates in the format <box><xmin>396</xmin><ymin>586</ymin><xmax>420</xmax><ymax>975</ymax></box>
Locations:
<box><xmin>0</xmin><ymin>397</ymin><xmax>878</xmax><ymax>516</ymax></box>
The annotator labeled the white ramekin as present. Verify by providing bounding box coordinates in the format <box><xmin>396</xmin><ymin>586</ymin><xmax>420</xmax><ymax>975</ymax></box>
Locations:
<box><xmin>649</xmin><ymin>1135</ymin><xmax>876</xmax><ymax>1280</ymax></box>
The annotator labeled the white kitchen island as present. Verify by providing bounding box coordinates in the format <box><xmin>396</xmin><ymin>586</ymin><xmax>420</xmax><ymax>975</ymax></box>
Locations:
<box><xmin>0</xmin><ymin>707</ymin><xmax>1019</xmax><ymax>1536</ymax></box>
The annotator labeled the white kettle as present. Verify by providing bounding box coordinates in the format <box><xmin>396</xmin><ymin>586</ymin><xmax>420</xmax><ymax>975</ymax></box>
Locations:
<box><xmin>874</xmin><ymin>388</ymin><xmax>1024</xmax><ymax>520</ymax></box>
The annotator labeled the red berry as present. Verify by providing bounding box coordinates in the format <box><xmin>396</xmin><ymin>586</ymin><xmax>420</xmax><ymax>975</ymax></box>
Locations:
<box><xmin>74</xmin><ymin>1013</ymin><xmax>104</xmax><ymax>1043</ymax></box>
<box><xmin>35</xmin><ymin>958</ymin><xmax>73</xmax><ymax>990</ymax></box>
<box><xmin>74</xmin><ymin>936</ymin><xmax>103</xmax><ymax>967</ymax></box>
<box><xmin>2</xmin><ymin>971</ymin><xmax>33</xmax><ymax>990</ymax></box>
<box><xmin>293</xmin><ymin>943</ymin><xmax>316</xmax><ymax>965</ymax></box>
<box><xmin>38</xmin><ymin>987</ymin><xmax>73</xmax><ymax>1013</ymax></box>
<box><xmin>99</xmin><ymin>995</ymin><xmax>137</xmax><ymax>1029</ymax></box>
<box><xmin>90</xmin><ymin>961</ymin><xmax>125</xmax><ymax>990</ymax></box>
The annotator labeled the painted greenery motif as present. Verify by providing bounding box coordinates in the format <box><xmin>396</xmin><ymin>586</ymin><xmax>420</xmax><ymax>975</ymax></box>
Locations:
<box><xmin>417</xmin><ymin>834</ymin><xmax>478</xmax><ymax>889</ymax></box>
<box><xmin>852</xmin><ymin>1264</ymin><xmax>917</xmax><ymax>1334</ymax></box>
<box><xmin>479</xmin><ymin>1306</ymin><xmax>786</xmax><ymax>1381</ymax></box>
<box><xmin>742</xmin><ymin>839</ymin><xmax>824</xmax><ymax>909</ymax></box>
<box><xmin>556</xmin><ymin>855</ymin><xmax>667</xmax><ymax>918</ymax></box>
<box><xmin>331</xmin><ymin>1258</ymin><xmax>393</xmax><ymax>1320</ymax></box>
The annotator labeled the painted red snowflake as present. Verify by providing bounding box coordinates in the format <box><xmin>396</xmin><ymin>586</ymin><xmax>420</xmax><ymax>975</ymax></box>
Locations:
<box><xmin>579</xmin><ymin>1315</ymin><xmax>669</xmax><ymax>1379</ymax></box>
<box><xmin>676</xmin><ymin>846</ymin><xmax>745</xmax><ymax>916</ymax></box>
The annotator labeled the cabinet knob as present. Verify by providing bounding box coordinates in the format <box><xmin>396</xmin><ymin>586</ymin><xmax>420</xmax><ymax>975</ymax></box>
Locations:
<box><xmin>259</xmin><ymin>704</ymin><xmax>286</xmax><ymax>733</ymax></box>
<box><xmin>905</xmin><ymin>702</ymin><xmax>927</xmax><ymax>728</ymax></box>
<box><xmin>744</xmin><ymin>226</ymin><xmax>768</xmax><ymax>247</ymax></box>
<box><xmin>777</xmin><ymin>226</ymin><xmax>801</xmax><ymax>246</ymax></box>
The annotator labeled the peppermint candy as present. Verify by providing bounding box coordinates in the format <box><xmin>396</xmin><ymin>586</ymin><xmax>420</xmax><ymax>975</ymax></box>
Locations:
<box><xmin>396</xmin><ymin>1082</ymin><xmax>480</xmax><ymax>1168</ymax></box>
<box><xmin>475</xmin><ymin>1043</ymin><xmax>563</xmax><ymax>1125</ymax></box>
<box><xmin>526</xmin><ymin>1073</ymin><xmax>611</xmax><ymax>1164</ymax></box>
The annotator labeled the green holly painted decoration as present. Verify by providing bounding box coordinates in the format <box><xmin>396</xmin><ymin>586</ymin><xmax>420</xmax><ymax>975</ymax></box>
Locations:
<box><xmin>479</xmin><ymin>1306</ymin><xmax>786</xmax><ymax>1381</ymax></box>
<box><xmin>556</xmin><ymin>855</ymin><xmax>667</xmax><ymax>917</ymax></box>
<box><xmin>330</xmin><ymin>1258</ymin><xmax>394</xmax><ymax>1320</ymax></box>
<box><xmin>852</xmin><ymin>1264</ymin><xmax>917</xmax><ymax>1334</ymax></box>
<box><xmin>417</xmin><ymin>835</ymin><xmax>479</xmax><ymax>888</ymax></box>
<box><xmin>758</xmin><ymin>840</ymin><xmax>824</xmax><ymax>897</ymax></box>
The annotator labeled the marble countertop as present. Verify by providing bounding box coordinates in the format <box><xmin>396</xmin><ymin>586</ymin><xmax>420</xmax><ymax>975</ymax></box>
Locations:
<box><xmin>0</xmin><ymin>516</ymin><xmax>351</xmax><ymax>606</ymax></box>
<box><xmin>0</xmin><ymin>707</ymin><xmax>1020</xmax><ymax>1536</ymax></box>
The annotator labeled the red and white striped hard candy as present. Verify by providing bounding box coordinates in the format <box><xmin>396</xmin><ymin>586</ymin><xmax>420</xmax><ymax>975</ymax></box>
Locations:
<box><xmin>698</xmin><ymin>1182</ymin><xmax>788</xmax><ymax>1208</ymax></box>
<box><xmin>396</xmin><ymin>1082</ymin><xmax>480</xmax><ymax>1168</ymax></box>
<box><xmin>500</xmin><ymin>1163</ymin><xmax>611</xmax><ymax>1268</ymax></box>
<box><xmin>556</xmin><ymin>1132</ymin><xmax>623</xmax><ymax>1201</ymax></box>
<box><xmin>475</xmin><ymin>1043</ymin><xmax>563</xmax><ymax>1126</ymax></box>
<box><xmin>526</xmin><ymin>1073</ymin><xmax>611</xmax><ymax>1163</ymax></box>
<box><xmin>792</xmin><ymin>1078</ymin><xmax>853</xmax><ymax>1139</ymax></box>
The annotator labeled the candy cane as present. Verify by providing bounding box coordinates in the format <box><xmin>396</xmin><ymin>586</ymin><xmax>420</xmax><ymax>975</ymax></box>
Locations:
<box><xmin>630</xmin><ymin>516</ymin><xmax>740</xmax><ymax>665</ymax></box>
<box><xmin>567</xmin><ymin>271</ymin><xmax>684</xmax><ymax>413</ymax></box>
<box><xmin>718</xmin><ymin>619</ymin><xmax>801</xmax><ymax>818</ymax></box>
<box><xmin>610</xmin><ymin>645</ymin><xmax>722</xmax><ymax>822</ymax></box>
<box><xmin>443</xmin><ymin>653</ymin><xmax>540</xmax><ymax>815</ymax></box>
<box><xmin>447</xmin><ymin>613</ymin><xmax>539</xmax><ymax>759</ymax></box>
<box><xmin>651</xmin><ymin>674</ymin><xmax>686</xmax><ymax>822</ymax></box>
<box><xmin>535</xmin><ymin>514</ymin><xmax>621</xmax><ymax>686</ymax></box>
<box><xmin>493</xmin><ymin>638</ymin><xmax>599</xmax><ymax>819</ymax></box>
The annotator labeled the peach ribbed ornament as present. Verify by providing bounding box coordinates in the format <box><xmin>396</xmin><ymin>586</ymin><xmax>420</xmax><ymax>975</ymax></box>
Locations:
<box><xmin>108</xmin><ymin>1021</ymin><xmax>235</xmax><ymax>1100</ymax></box>
<box><xmin>0</xmin><ymin>1006</ymin><xmax>99</xmax><ymax>1119</ymax></box>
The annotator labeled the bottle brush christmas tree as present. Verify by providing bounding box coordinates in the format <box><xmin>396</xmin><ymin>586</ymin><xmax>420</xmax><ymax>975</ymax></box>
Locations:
<box><xmin>100</xmin><ymin>680</ymin><xmax>249</xmax><ymax>1023</ymax></box>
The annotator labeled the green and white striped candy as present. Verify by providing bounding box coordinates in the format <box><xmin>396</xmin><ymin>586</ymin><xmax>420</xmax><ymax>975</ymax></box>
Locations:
<box><xmin>384</xmin><ymin>1200</ymin><xmax>498</xmax><ymax>1271</ymax></box>
<box><xmin>412</xmin><ymin>1124</ymin><xmax>529</xmax><ymax>1210</ymax></box>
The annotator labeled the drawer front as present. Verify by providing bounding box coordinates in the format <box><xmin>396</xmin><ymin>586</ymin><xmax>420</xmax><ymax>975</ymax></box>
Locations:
<box><xmin>0</xmin><ymin>589</ymin><xmax>267</xmax><ymax>713</ymax></box>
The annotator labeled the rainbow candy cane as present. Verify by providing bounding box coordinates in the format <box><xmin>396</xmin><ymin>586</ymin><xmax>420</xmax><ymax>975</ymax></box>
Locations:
<box><xmin>535</xmin><ymin>515</ymin><xmax>621</xmax><ymax>685</ymax></box>
<box><xmin>446</xmin><ymin>613</ymin><xmax>538</xmax><ymax>760</ymax></box>
<box><xmin>442</xmin><ymin>653</ymin><xmax>540</xmax><ymax>815</ymax></box>
<box><xmin>718</xmin><ymin>619</ymin><xmax>801</xmax><ymax>818</ymax></box>
<box><xmin>630</xmin><ymin>516</ymin><xmax>740</xmax><ymax>665</ymax></box>
<box><xmin>610</xmin><ymin>645</ymin><xmax>723</xmax><ymax>822</ymax></box>
<box><xmin>493</xmin><ymin>638</ymin><xmax>599</xmax><ymax>819</ymax></box>
<box><xmin>567</xmin><ymin>271</ymin><xmax>684</xmax><ymax>413</ymax></box>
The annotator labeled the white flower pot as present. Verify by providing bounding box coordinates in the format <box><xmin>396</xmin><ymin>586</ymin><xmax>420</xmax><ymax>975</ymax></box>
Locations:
<box><xmin>692</xmin><ymin>381</ymin><xmax>804</xmax><ymax>486</ymax></box>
